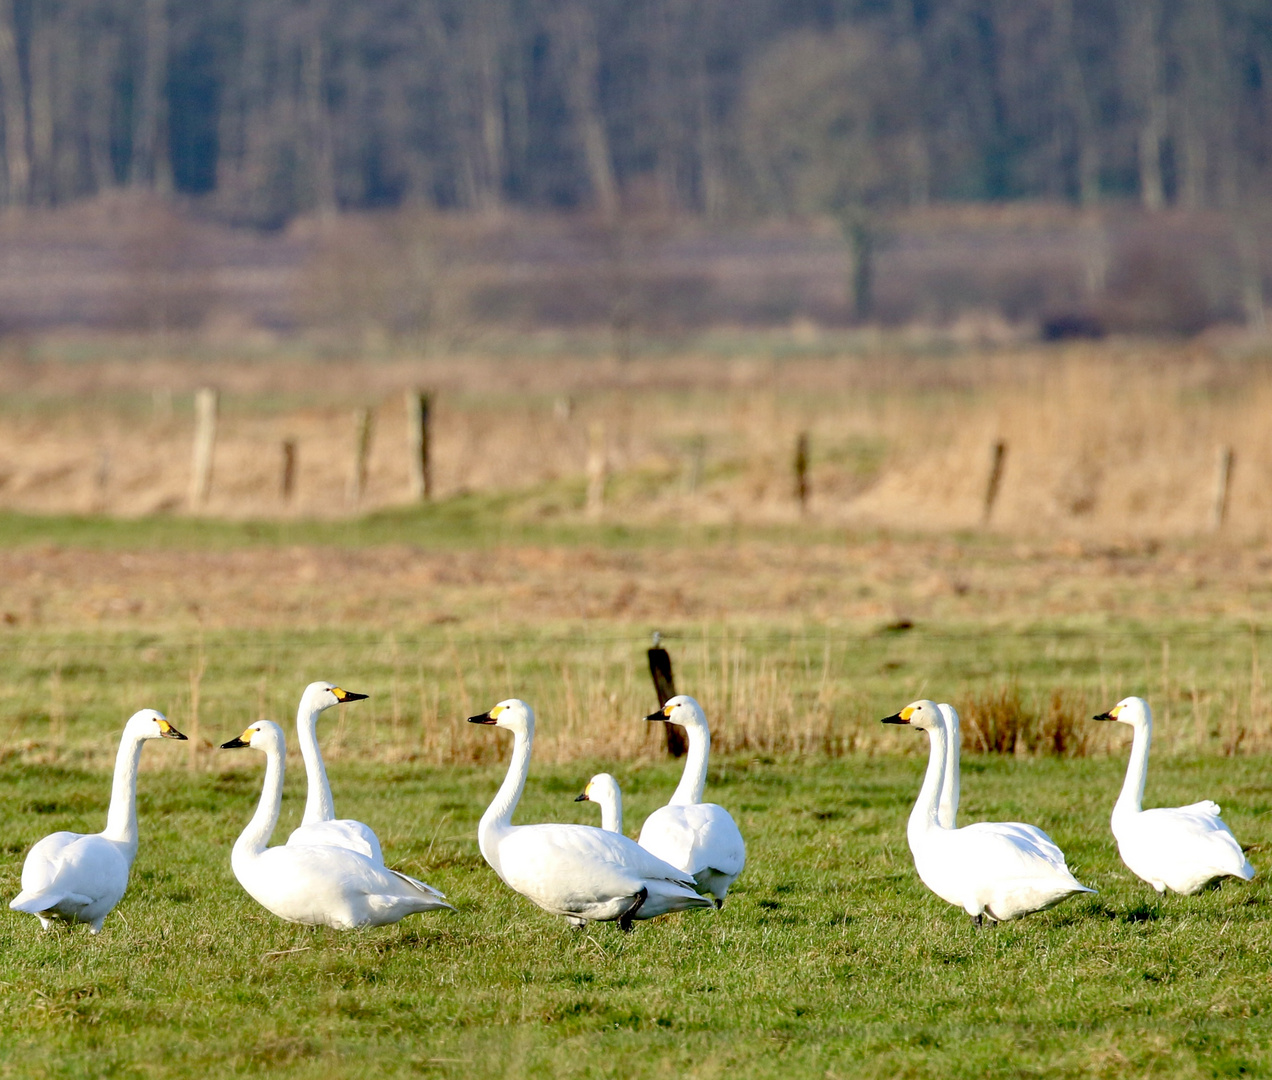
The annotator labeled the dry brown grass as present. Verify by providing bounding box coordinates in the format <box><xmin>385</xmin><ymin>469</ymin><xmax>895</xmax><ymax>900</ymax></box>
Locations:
<box><xmin>961</xmin><ymin>686</ymin><xmax>1095</xmax><ymax>757</ymax></box>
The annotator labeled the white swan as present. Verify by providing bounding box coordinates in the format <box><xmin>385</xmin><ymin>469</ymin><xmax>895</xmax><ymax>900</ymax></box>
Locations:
<box><xmin>936</xmin><ymin>703</ymin><xmax>961</xmax><ymax>829</ymax></box>
<box><xmin>638</xmin><ymin>695</ymin><xmax>746</xmax><ymax>906</ymax></box>
<box><xmin>10</xmin><ymin>710</ymin><xmax>187</xmax><ymax>932</ymax></box>
<box><xmin>469</xmin><ymin>700</ymin><xmax>711</xmax><ymax>930</ymax></box>
<box><xmin>576</xmin><ymin>773</ymin><xmax>623</xmax><ymax>834</ymax></box>
<box><xmin>882</xmin><ymin>699</ymin><xmax>1094</xmax><ymax>925</ymax></box>
<box><xmin>220</xmin><ymin>722</ymin><xmax>452</xmax><ymax>929</ymax></box>
<box><xmin>285</xmin><ymin>681</ymin><xmax>382</xmax><ymax>863</ymax></box>
<box><xmin>1094</xmin><ymin>696</ymin><xmax>1255</xmax><ymax>894</ymax></box>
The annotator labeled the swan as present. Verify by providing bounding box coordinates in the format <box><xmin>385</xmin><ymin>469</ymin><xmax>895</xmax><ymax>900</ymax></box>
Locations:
<box><xmin>638</xmin><ymin>695</ymin><xmax>746</xmax><ymax>906</ymax></box>
<box><xmin>285</xmin><ymin>681</ymin><xmax>381</xmax><ymax>863</ymax></box>
<box><xmin>10</xmin><ymin>710</ymin><xmax>187</xmax><ymax>932</ymax></box>
<box><xmin>469</xmin><ymin>700</ymin><xmax>712</xmax><ymax>930</ymax></box>
<box><xmin>882</xmin><ymin>699</ymin><xmax>1094</xmax><ymax>926</ymax></box>
<box><xmin>220</xmin><ymin>721</ymin><xmax>452</xmax><ymax>929</ymax></box>
<box><xmin>575</xmin><ymin>773</ymin><xmax>623</xmax><ymax>834</ymax></box>
<box><xmin>1094</xmin><ymin>696</ymin><xmax>1255</xmax><ymax>894</ymax></box>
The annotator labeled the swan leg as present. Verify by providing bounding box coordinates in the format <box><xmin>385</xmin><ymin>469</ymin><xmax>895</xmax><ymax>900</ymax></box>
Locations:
<box><xmin>972</xmin><ymin>913</ymin><xmax>984</xmax><ymax>931</ymax></box>
<box><xmin>565</xmin><ymin>916</ymin><xmax>587</xmax><ymax>931</ymax></box>
<box><xmin>617</xmin><ymin>888</ymin><xmax>648</xmax><ymax>933</ymax></box>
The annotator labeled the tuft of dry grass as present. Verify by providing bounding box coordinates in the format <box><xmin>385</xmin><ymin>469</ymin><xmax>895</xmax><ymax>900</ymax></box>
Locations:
<box><xmin>962</xmin><ymin>686</ymin><xmax>1095</xmax><ymax>758</ymax></box>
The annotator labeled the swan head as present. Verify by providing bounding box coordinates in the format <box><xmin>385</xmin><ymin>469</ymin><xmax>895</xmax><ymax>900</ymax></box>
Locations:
<box><xmin>575</xmin><ymin>773</ymin><xmax>621</xmax><ymax>806</ymax></box>
<box><xmin>880</xmin><ymin>699</ymin><xmax>943</xmax><ymax>731</ymax></box>
<box><xmin>124</xmin><ymin>708</ymin><xmax>187</xmax><ymax>741</ymax></box>
<box><xmin>468</xmin><ymin>699</ymin><xmax>534</xmax><ymax>735</ymax></box>
<box><xmin>219</xmin><ymin>720</ymin><xmax>286</xmax><ymax>753</ymax></box>
<box><xmin>646</xmin><ymin>694</ymin><xmax>707</xmax><ymax>729</ymax></box>
<box><xmin>1093</xmin><ymin>696</ymin><xmax>1151</xmax><ymax>727</ymax></box>
<box><xmin>301</xmin><ymin>681</ymin><xmax>369</xmax><ymax>712</ymax></box>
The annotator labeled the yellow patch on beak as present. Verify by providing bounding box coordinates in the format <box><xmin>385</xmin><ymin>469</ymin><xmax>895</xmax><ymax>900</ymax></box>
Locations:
<box><xmin>157</xmin><ymin>718</ymin><xmax>173</xmax><ymax>735</ymax></box>
<box><xmin>1110</xmin><ymin>704</ymin><xmax>1123</xmax><ymax>718</ymax></box>
<box><xmin>489</xmin><ymin>704</ymin><xmax>506</xmax><ymax>719</ymax></box>
<box><xmin>663</xmin><ymin>704</ymin><xmax>674</xmax><ymax>717</ymax></box>
<box><xmin>900</xmin><ymin>706</ymin><xmax>916</xmax><ymax>721</ymax></box>
<box><xmin>240</xmin><ymin>726</ymin><xmax>257</xmax><ymax>741</ymax></box>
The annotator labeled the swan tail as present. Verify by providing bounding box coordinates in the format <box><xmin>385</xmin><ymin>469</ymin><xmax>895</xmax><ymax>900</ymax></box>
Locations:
<box><xmin>10</xmin><ymin>888</ymin><xmax>73</xmax><ymax>915</ymax></box>
<box><xmin>388</xmin><ymin>869</ymin><xmax>453</xmax><ymax>907</ymax></box>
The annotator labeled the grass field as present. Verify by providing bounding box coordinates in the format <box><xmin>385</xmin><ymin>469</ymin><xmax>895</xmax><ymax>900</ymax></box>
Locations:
<box><xmin>5</xmin><ymin>337</ymin><xmax>1272</xmax><ymax>1077</ymax></box>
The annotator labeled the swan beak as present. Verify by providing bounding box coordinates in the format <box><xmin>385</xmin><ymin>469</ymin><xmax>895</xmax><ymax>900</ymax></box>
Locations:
<box><xmin>332</xmin><ymin>688</ymin><xmax>368</xmax><ymax>703</ymax></box>
<box><xmin>645</xmin><ymin>707</ymin><xmax>671</xmax><ymax>722</ymax></box>
<box><xmin>220</xmin><ymin>735</ymin><xmax>250</xmax><ymax>749</ymax></box>
<box><xmin>158</xmin><ymin>720</ymin><xmax>188</xmax><ymax>740</ymax></box>
<box><xmin>574</xmin><ymin>792</ymin><xmax>590</xmax><ymax>802</ymax></box>
<box><xmin>881</xmin><ymin>704</ymin><xmax>916</xmax><ymax>725</ymax></box>
<box><xmin>468</xmin><ymin>712</ymin><xmax>497</xmax><ymax>725</ymax></box>
<box><xmin>1092</xmin><ymin>712</ymin><xmax>1114</xmax><ymax>721</ymax></box>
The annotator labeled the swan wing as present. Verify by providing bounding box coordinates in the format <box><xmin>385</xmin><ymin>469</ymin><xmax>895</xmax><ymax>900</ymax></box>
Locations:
<box><xmin>1118</xmin><ymin>807</ymin><xmax>1255</xmax><ymax>892</ymax></box>
<box><xmin>638</xmin><ymin>803</ymin><xmax>746</xmax><ymax>879</ymax></box>
<box><xmin>287</xmin><ymin>819</ymin><xmax>383</xmax><ymax>863</ymax></box>
<box><xmin>10</xmin><ymin>833</ymin><xmax>131</xmax><ymax>923</ymax></box>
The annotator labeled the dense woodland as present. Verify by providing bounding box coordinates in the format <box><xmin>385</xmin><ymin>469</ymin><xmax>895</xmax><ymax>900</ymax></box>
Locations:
<box><xmin>0</xmin><ymin>0</ymin><xmax>1267</xmax><ymax>225</ymax></box>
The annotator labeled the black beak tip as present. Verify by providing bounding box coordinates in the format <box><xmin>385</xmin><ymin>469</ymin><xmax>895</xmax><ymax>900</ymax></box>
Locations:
<box><xmin>1092</xmin><ymin>712</ymin><xmax>1112</xmax><ymax>721</ymax></box>
<box><xmin>219</xmin><ymin>737</ymin><xmax>247</xmax><ymax>749</ymax></box>
<box><xmin>880</xmin><ymin>713</ymin><xmax>909</xmax><ymax>725</ymax></box>
<box><xmin>341</xmin><ymin>691</ymin><xmax>370</xmax><ymax>703</ymax></box>
<box><xmin>468</xmin><ymin>713</ymin><xmax>494</xmax><ymax>724</ymax></box>
<box><xmin>170</xmin><ymin>731</ymin><xmax>189</xmax><ymax>741</ymax></box>
<box><xmin>574</xmin><ymin>793</ymin><xmax>588</xmax><ymax>802</ymax></box>
<box><xmin>644</xmin><ymin>711</ymin><xmax>666</xmax><ymax>723</ymax></box>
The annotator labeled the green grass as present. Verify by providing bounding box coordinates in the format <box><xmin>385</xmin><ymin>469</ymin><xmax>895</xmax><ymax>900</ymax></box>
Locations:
<box><xmin>0</xmin><ymin>753</ymin><xmax>1269</xmax><ymax>1078</ymax></box>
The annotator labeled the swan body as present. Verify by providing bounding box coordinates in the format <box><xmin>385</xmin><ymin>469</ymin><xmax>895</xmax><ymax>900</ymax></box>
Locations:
<box><xmin>1095</xmin><ymin>697</ymin><xmax>1255</xmax><ymax>894</ymax></box>
<box><xmin>221</xmin><ymin>722</ymin><xmax>451</xmax><ymax>929</ymax></box>
<box><xmin>285</xmin><ymin>681</ymin><xmax>382</xmax><ymax>862</ymax></box>
<box><xmin>639</xmin><ymin>695</ymin><xmax>746</xmax><ymax>906</ymax></box>
<box><xmin>883</xmin><ymin>700</ymin><xmax>1094</xmax><ymax>925</ymax></box>
<box><xmin>10</xmin><ymin>710</ymin><xmax>187</xmax><ymax>932</ymax></box>
<box><xmin>576</xmin><ymin>774</ymin><xmax>623</xmax><ymax>834</ymax></box>
<box><xmin>470</xmin><ymin>700</ymin><xmax>711</xmax><ymax>929</ymax></box>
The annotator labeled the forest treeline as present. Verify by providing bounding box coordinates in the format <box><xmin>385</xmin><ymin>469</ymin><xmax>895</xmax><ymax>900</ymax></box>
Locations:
<box><xmin>0</xmin><ymin>0</ymin><xmax>1268</xmax><ymax>226</ymax></box>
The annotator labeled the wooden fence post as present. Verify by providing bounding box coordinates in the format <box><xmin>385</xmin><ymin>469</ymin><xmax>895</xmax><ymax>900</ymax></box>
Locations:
<box><xmin>280</xmin><ymin>439</ymin><xmax>297</xmax><ymax>502</ymax></box>
<box><xmin>648</xmin><ymin>631</ymin><xmax>688</xmax><ymax>758</ymax></box>
<box><xmin>1212</xmin><ymin>445</ymin><xmax>1235</xmax><ymax>532</ymax></box>
<box><xmin>189</xmin><ymin>387</ymin><xmax>218</xmax><ymax>507</ymax></box>
<box><xmin>794</xmin><ymin>432</ymin><xmax>809</xmax><ymax>513</ymax></box>
<box><xmin>586</xmin><ymin>421</ymin><xmax>607</xmax><ymax>518</ymax></box>
<box><xmin>685</xmin><ymin>435</ymin><xmax>705</xmax><ymax>495</ymax></box>
<box><xmin>406</xmin><ymin>389</ymin><xmax>432</xmax><ymax>501</ymax></box>
<box><xmin>347</xmin><ymin>407</ymin><xmax>374</xmax><ymax>507</ymax></box>
<box><xmin>983</xmin><ymin>439</ymin><xmax>1007</xmax><ymax>524</ymax></box>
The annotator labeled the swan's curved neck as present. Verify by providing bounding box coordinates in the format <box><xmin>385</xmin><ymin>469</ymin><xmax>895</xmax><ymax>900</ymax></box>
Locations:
<box><xmin>296</xmin><ymin>698</ymin><xmax>335</xmax><ymax>825</ymax></box>
<box><xmin>909</xmin><ymin>724</ymin><xmax>947</xmax><ymax>848</ymax></box>
<box><xmin>1115</xmin><ymin>719</ymin><xmax>1151</xmax><ymax>817</ymax></box>
<box><xmin>939</xmin><ymin>717</ymin><xmax>960</xmax><ymax>829</ymax></box>
<box><xmin>236</xmin><ymin>744</ymin><xmax>285</xmax><ymax>859</ymax></box>
<box><xmin>479</xmin><ymin>726</ymin><xmax>533</xmax><ymax>858</ymax></box>
<box><xmin>101</xmin><ymin>730</ymin><xmax>147</xmax><ymax>849</ymax></box>
<box><xmin>670</xmin><ymin>720</ymin><xmax>709</xmax><ymax>805</ymax></box>
<box><xmin>600</xmin><ymin>792</ymin><xmax>622</xmax><ymax>834</ymax></box>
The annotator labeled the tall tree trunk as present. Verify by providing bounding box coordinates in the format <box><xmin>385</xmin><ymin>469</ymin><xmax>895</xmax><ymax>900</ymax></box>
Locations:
<box><xmin>554</xmin><ymin>4</ymin><xmax>617</xmax><ymax>216</ymax></box>
<box><xmin>133</xmin><ymin>0</ymin><xmax>171</xmax><ymax>192</ymax></box>
<box><xmin>0</xmin><ymin>0</ymin><xmax>28</xmax><ymax>205</ymax></box>
<box><xmin>302</xmin><ymin>2</ymin><xmax>336</xmax><ymax>217</ymax></box>
<box><xmin>27</xmin><ymin>9</ymin><xmax>53</xmax><ymax>205</ymax></box>
<box><xmin>1052</xmin><ymin>0</ymin><xmax>1099</xmax><ymax>205</ymax></box>
<box><xmin>1125</xmin><ymin>0</ymin><xmax>1166</xmax><ymax>210</ymax></box>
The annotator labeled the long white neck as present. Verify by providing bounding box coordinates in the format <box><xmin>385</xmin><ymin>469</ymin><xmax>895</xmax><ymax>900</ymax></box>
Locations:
<box><xmin>478</xmin><ymin>726</ymin><xmax>532</xmax><ymax>868</ymax></box>
<box><xmin>670</xmin><ymin>719</ymin><xmax>709</xmax><ymax>805</ymax></box>
<box><xmin>1114</xmin><ymin>718</ymin><xmax>1151</xmax><ymax>819</ymax></box>
<box><xmin>908</xmin><ymin>724</ymin><xmax>947</xmax><ymax>852</ymax></box>
<box><xmin>235</xmin><ymin>742</ymin><xmax>285</xmax><ymax>860</ymax></box>
<box><xmin>938</xmin><ymin>711</ymin><xmax>960</xmax><ymax>829</ymax></box>
<box><xmin>101</xmin><ymin>730</ymin><xmax>147</xmax><ymax>851</ymax></box>
<box><xmin>599</xmin><ymin>792</ymin><xmax>622</xmax><ymax>834</ymax></box>
<box><xmin>296</xmin><ymin>695</ymin><xmax>335</xmax><ymax>825</ymax></box>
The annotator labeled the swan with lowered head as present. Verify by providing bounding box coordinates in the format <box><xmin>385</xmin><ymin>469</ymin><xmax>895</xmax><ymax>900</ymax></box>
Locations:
<box><xmin>285</xmin><ymin>681</ymin><xmax>381</xmax><ymax>862</ymax></box>
<box><xmin>639</xmin><ymin>695</ymin><xmax>746</xmax><ymax>906</ymax></box>
<box><xmin>470</xmin><ymin>700</ymin><xmax>711</xmax><ymax>930</ymax></box>
<box><xmin>882</xmin><ymin>699</ymin><xmax>1094</xmax><ymax>926</ymax></box>
<box><xmin>576</xmin><ymin>773</ymin><xmax>623</xmax><ymax>834</ymax></box>
<box><xmin>220</xmin><ymin>721</ymin><xmax>452</xmax><ymax>929</ymax></box>
<box><xmin>10</xmin><ymin>710</ymin><xmax>187</xmax><ymax>932</ymax></box>
<box><xmin>1094</xmin><ymin>696</ymin><xmax>1254</xmax><ymax>894</ymax></box>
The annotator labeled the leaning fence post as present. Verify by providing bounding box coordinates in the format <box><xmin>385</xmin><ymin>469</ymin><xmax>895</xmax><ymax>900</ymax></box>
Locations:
<box><xmin>347</xmin><ymin>407</ymin><xmax>374</xmax><ymax>507</ymax></box>
<box><xmin>586</xmin><ymin>421</ymin><xmax>607</xmax><ymax>518</ymax></box>
<box><xmin>1211</xmin><ymin>445</ymin><xmax>1235</xmax><ymax>532</ymax></box>
<box><xmin>794</xmin><ymin>432</ymin><xmax>810</xmax><ymax>513</ymax></box>
<box><xmin>406</xmin><ymin>389</ymin><xmax>432</xmax><ymax>501</ymax></box>
<box><xmin>280</xmin><ymin>439</ymin><xmax>297</xmax><ymax>502</ymax></box>
<box><xmin>648</xmin><ymin>631</ymin><xmax>688</xmax><ymax>758</ymax></box>
<box><xmin>983</xmin><ymin>439</ymin><xmax>1007</xmax><ymax>524</ymax></box>
<box><xmin>189</xmin><ymin>387</ymin><xmax>218</xmax><ymax>507</ymax></box>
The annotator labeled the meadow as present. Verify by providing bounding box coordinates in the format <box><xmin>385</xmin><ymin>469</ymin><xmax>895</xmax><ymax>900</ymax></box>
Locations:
<box><xmin>3</xmin><ymin>335</ymin><xmax>1272</xmax><ymax>1077</ymax></box>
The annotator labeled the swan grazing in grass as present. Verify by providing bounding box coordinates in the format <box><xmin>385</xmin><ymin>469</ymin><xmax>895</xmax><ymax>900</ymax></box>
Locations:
<box><xmin>1094</xmin><ymin>696</ymin><xmax>1255</xmax><ymax>894</ymax></box>
<box><xmin>10</xmin><ymin>710</ymin><xmax>187</xmax><ymax>932</ymax></box>
<box><xmin>286</xmin><ymin>681</ymin><xmax>381</xmax><ymax>863</ymax></box>
<box><xmin>882</xmin><ymin>700</ymin><xmax>1093</xmax><ymax>926</ymax></box>
<box><xmin>576</xmin><ymin>774</ymin><xmax>623</xmax><ymax>834</ymax></box>
<box><xmin>470</xmin><ymin>700</ymin><xmax>711</xmax><ymax>930</ymax></box>
<box><xmin>221</xmin><ymin>722</ymin><xmax>452</xmax><ymax>929</ymax></box>
<box><xmin>639</xmin><ymin>695</ymin><xmax>746</xmax><ymax>906</ymax></box>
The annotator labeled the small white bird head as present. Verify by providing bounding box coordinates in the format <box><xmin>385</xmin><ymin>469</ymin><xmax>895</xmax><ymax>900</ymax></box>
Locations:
<box><xmin>124</xmin><ymin>708</ymin><xmax>187</xmax><ymax>742</ymax></box>
<box><xmin>575</xmin><ymin>772</ymin><xmax>620</xmax><ymax>805</ymax></box>
<box><xmin>880</xmin><ymin>700</ymin><xmax>943</xmax><ymax>731</ymax></box>
<box><xmin>468</xmin><ymin>699</ymin><xmax>534</xmax><ymax>735</ymax></box>
<box><xmin>219</xmin><ymin>719</ymin><xmax>286</xmax><ymax>753</ymax></box>
<box><xmin>301</xmin><ymin>681</ymin><xmax>369</xmax><ymax>711</ymax></box>
<box><xmin>645</xmin><ymin>694</ymin><xmax>706</xmax><ymax>729</ymax></box>
<box><xmin>1093</xmin><ymin>696</ymin><xmax>1151</xmax><ymax>727</ymax></box>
